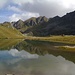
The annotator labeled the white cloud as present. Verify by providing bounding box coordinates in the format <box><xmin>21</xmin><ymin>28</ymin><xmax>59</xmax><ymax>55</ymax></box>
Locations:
<box><xmin>1</xmin><ymin>0</ymin><xmax>75</xmax><ymax>22</ymax></box>
<box><xmin>9</xmin><ymin>14</ymin><xmax>20</xmax><ymax>22</ymax></box>
<box><xmin>9</xmin><ymin>12</ymin><xmax>39</xmax><ymax>22</ymax></box>
<box><xmin>61</xmin><ymin>0</ymin><xmax>75</xmax><ymax>8</ymax></box>
<box><xmin>0</xmin><ymin>0</ymin><xmax>10</xmax><ymax>9</ymax></box>
<box><xmin>12</xmin><ymin>0</ymin><xmax>34</xmax><ymax>6</ymax></box>
<box><xmin>1</xmin><ymin>51</ymin><xmax>75</xmax><ymax>75</ymax></box>
<box><xmin>7</xmin><ymin>5</ymin><xmax>21</xmax><ymax>12</ymax></box>
<box><xmin>11</xmin><ymin>0</ymin><xmax>75</xmax><ymax>17</ymax></box>
<box><xmin>0</xmin><ymin>0</ymin><xmax>7</xmax><ymax>8</ymax></box>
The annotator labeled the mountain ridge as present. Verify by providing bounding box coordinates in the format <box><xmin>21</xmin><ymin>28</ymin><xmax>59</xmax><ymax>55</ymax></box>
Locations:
<box><xmin>22</xmin><ymin>10</ymin><xmax>75</xmax><ymax>36</ymax></box>
<box><xmin>1</xmin><ymin>10</ymin><xmax>75</xmax><ymax>36</ymax></box>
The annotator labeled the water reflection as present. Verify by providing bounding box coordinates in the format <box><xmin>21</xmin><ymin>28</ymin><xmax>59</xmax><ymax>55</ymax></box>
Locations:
<box><xmin>15</xmin><ymin>40</ymin><xmax>75</xmax><ymax>63</ymax></box>
<box><xmin>0</xmin><ymin>39</ymin><xmax>23</xmax><ymax>50</ymax></box>
<box><xmin>0</xmin><ymin>49</ymin><xmax>75</xmax><ymax>75</ymax></box>
<box><xmin>0</xmin><ymin>39</ymin><xmax>75</xmax><ymax>75</ymax></box>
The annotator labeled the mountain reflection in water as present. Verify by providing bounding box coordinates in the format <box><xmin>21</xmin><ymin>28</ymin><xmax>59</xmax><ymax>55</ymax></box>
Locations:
<box><xmin>0</xmin><ymin>39</ymin><xmax>75</xmax><ymax>75</ymax></box>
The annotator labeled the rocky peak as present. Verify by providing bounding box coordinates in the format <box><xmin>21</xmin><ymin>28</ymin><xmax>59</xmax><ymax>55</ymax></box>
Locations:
<box><xmin>24</xmin><ymin>16</ymin><xmax>48</xmax><ymax>26</ymax></box>
<box><xmin>41</xmin><ymin>16</ymin><xmax>48</xmax><ymax>21</ymax></box>
<box><xmin>24</xmin><ymin>17</ymin><xmax>37</xmax><ymax>26</ymax></box>
<box><xmin>36</xmin><ymin>16</ymin><xmax>48</xmax><ymax>24</ymax></box>
<box><xmin>16</xmin><ymin>19</ymin><xmax>24</xmax><ymax>24</ymax></box>
<box><xmin>13</xmin><ymin>19</ymin><xmax>24</xmax><ymax>29</ymax></box>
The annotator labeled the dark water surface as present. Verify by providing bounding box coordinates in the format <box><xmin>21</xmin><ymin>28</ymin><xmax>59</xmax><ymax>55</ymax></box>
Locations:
<box><xmin>0</xmin><ymin>39</ymin><xmax>75</xmax><ymax>75</ymax></box>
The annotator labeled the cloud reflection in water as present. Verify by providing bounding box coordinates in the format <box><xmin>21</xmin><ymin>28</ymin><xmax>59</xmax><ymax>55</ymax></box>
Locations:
<box><xmin>0</xmin><ymin>49</ymin><xmax>75</xmax><ymax>75</ymax></box>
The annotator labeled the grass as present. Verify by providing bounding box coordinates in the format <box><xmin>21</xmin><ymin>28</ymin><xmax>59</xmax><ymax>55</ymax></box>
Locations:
<box><xmin>25</xmin><ymin>35</ymin><xmax>75</xmax><ymax>45</ymax></box>
<box><xmin>25</xmin><ymin>35</ymin><xmax>75</xmax><ymax>51</ymax></box>
<box><xmin>0</xmin><ymin>24</ymin><xmax>75</xmax><ymax>52</ymax></box>
<box><xmin>0</xmin><ymin>25</ymin><xmax>24</xmax><ymax>39</ymax></box>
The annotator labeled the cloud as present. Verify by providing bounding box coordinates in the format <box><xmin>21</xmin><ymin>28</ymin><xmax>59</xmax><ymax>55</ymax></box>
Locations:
<box><xmin>0</xmin><ymin>0</ymin><xmax>10</xmax><ymax>9</ymax></box>
<box><xmin>7</xmin><ymin>5</ymin><xmax>21</xmax><ymax>12</ymax></box>
<box><xmin>9</xmin><ymin>12</ymin><xmax>39</xmax><ymax>22</ymax></box>
<box><xmin>12</xmin><ymin>0</ymin><xmax>75</xmax><ymax>17</ymax></box>
<box><xmin>1</xmin><ymin>52</ymin><xmax>75</xmax><ymax>75</ymax></box>
<box><xmin>12</xmin><ymin>0</ymin><xmax>34</xmax><ymax>6</ymax></box>
<box><xmin>0</xmin><ymin>0</ymin><xmax>7</xmax><ymax>8</ymax></box>
<box><xmin>61</xmin><ymin>0</ymin><xmax>75</xmax><ymax>8</ymax></box>
<box><xmin>1</xmin><ymin>0</ymin><xmax>75</xmax><ymax>22</ymax></box>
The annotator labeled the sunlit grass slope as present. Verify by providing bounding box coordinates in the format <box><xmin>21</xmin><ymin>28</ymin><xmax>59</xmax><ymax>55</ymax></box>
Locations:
<box><xmin>0</xmin><ymin>25</ymin><xmax>24</xmax><ymax>38</ymax></box>
<box><xmin>25</xmin><ymin>36</ymin><xmax>75</xmax><ymax>45</ymax></box>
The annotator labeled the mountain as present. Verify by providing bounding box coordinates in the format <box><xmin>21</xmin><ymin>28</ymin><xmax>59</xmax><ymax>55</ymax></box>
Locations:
<box><xmin>13</xmin><ymin>19</ymin><xmax>24</xmax><ymax>29</ymax></box>
<box><xmin>0</xmin><ymin>23</ymin><xmax>24</xmax><ymax>38</ymax></box>
<box><xmin>0</xmin><ymin>10</ymin><xmax>75</xmax><ymax>38</ymax></box>
<box><xmin>13</xmin><ymin>16</ymin><xmax>48</xmax><ymax>34</ymax></box>
<box><xmin>24</xmin><ymin>16</ymin><xmax>48</xmax><ymax>26</ymax></box>
<box><xmin>12</xmin><ymin>10</ymin><xmax>75</xmax><ymax>36</ymax></box>
<box><xmin>24</xmin><ymin>11</ymin><xmax>75</xmax><ymax>36</ymax></box>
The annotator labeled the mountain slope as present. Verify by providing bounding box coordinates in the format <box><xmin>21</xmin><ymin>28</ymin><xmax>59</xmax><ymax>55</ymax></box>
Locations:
<box><xmin>24</xmin><ymin>16</ymin><xmax>48</xmax><ymax>26</ymax></box>
<box><xmin>13</xmin><ymin>16</ymin><xmax>48</xmax><ymax>34</ymax></box>
<box><xmin>0</xmin><ymin>23</ymin><xmax>24</xmax><ymax>38</ymax></box>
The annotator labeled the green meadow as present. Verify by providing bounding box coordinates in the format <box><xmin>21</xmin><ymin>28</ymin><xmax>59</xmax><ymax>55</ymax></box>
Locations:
<box><xmin>0</xmin><ymin>25</ymin><xmax>24</xmax><ymax>39</ymax></box>
<box><xmin>25</xmin><ymin>36</ymin><xmax>75</xmax><ymax>44</ymax></box>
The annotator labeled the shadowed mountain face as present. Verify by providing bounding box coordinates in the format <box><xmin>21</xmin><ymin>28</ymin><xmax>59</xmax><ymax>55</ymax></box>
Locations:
<box><xmin>12</xmin><ymin>11</ymin><xmax>75</xmax><ymax>36</ymax></box>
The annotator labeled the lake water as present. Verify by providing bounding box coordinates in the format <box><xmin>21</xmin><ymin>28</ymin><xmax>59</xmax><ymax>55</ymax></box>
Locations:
<box><xmin>0</xmin><ymin>39</ymin><xmax>75</xmax><ymax>75</ymax></box>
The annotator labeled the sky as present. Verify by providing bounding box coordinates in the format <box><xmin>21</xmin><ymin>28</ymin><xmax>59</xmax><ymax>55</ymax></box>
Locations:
<box><xmin>0</xmin><ymin>0</ymin><xmax>75</xmax><ymax>23</ymax></box>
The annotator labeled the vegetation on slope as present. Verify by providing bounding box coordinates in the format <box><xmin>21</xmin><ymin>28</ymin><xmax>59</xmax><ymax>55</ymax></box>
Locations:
<box><xmin>25</xmin><ymin>35</ymin><xmax>75</xmax><ymax>45</ymax></box>
<box><xmin>0</xmin><ymin>24</ymin><xmax>24</xmax><ymax>39</ymax></box>
<box><xmin>23</xmin><ymin>35</ymin><xmax>75</xmax><ymax>52</ymax></box>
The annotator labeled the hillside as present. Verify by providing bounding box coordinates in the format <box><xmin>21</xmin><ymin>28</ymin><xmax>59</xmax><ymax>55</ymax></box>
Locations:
<box><xmin>0</xmin><ymin>23</ymin><xmax>24</xmax><ymax>38</ymax></box>
<box><xmin>13</xmin><ymin>16</ymin><xmax>48</xmax><ymax>34</ymax></box>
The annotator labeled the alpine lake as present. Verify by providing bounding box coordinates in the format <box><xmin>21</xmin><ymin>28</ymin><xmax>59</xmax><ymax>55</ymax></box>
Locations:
<box><xmin>0</xmin><ymin>39</ymin><xmax>75</xmax><ymax>75</ymax></box>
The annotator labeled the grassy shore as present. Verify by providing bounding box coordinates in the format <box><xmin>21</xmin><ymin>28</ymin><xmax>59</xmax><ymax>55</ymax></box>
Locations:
<box><xmin>25</xmin><ymin>35</ymin><xmax>75</xmax><ymax>45</ymax></box>
<box><xmin>25</xmin><ymin>35</ymin><xmax>75</xmax><ymax>51</ymax></box>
